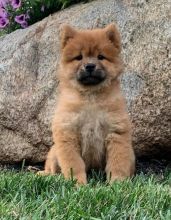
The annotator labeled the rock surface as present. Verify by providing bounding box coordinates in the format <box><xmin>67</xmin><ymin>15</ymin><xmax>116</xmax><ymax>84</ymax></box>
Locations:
<box><xmin>0</xmin><ymin>0</ymin><xmax>170</xmax><ymax>163</ymax></box>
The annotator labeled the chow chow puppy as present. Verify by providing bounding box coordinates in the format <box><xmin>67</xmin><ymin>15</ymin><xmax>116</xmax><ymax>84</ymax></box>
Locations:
<box><xmin>39</xmin><ymin>24</ymin><xmax>135</xmax><ymax>184</ymax></box>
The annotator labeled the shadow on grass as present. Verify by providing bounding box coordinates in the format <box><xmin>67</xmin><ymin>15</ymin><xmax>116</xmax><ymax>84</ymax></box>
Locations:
<box><xmin>1</xmin><ymin>157</ymin><xmax>171</xmax><ymax>183</ymax></box>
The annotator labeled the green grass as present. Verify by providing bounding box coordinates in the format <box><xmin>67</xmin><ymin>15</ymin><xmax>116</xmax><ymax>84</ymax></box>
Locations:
<box><xmin>0</xmin><ymin>170</ymin><xmax>171</xmax><ymax>219</ymax></box>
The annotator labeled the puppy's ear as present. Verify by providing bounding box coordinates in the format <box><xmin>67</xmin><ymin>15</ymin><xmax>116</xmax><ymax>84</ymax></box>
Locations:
<box><xmin>104</xmin><ymin>23</ymin><xmax>121</xmax><ymax>52</ymax></box>
<box><xmin>60</xmin><ymin>24</ymin><xmax>77</xmax><ymax>49</ymax></box>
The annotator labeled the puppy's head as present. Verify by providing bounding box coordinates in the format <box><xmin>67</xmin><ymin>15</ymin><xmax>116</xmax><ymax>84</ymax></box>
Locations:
<box><xmin>59</xmin><ymin>24</ymin><xmax>123</xmax><ymax>91</ymax></box>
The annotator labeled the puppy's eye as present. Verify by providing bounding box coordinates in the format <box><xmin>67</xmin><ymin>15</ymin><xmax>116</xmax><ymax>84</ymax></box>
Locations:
<box><xmin>75</xmin><ymin>55</ymin><xmax>83</xmax><ymax>61</ymax></box>
<box><xmin>98</xmin><ymin>55</ymin><xmax>105</xmax><ymax>60</ymax></box>
<box><xmin>97</xmin><ymin>54</ymin><xmax>105</xmax><ymax>60</ymax></box>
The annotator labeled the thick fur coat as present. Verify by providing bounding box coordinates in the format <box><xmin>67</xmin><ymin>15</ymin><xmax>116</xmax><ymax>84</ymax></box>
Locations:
<box><xmin>39</xmin><ymin>24</ymin><xmax>135</xmax><ymax>184</ymax></box>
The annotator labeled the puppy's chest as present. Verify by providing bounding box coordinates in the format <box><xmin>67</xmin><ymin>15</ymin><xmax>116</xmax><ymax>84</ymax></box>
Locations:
<box><xmin>77</xmin><ymin>106</ymin><xmax>109</xmax><ymax>163</ymax></box>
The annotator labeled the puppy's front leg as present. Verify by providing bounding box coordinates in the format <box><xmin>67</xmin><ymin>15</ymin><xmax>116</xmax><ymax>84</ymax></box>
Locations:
<box><xmin>54</xmin><ymin>129</ymin><xmax>87</xmax><ymax>185</ymax></box>
<box><xmin>38</xmin><ymin>145</ymin><xmax>60</xmax><ymax>175</ymax></box>
<box><xmin>105</xmin><ymin>133</ymin><xmax>135</xmax><ymax>183</ymax></box>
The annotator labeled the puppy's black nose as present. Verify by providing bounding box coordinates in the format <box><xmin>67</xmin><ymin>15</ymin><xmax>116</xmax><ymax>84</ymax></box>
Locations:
<box><xmin>85</xmin><ymin>63</ymin><xmax>96</xmax><ymax>73</ymax></box>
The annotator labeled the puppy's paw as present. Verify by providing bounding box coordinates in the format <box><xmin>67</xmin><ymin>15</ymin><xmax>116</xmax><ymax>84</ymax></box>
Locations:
<box><xmin>106</xmin><ymin>170</ymin><xmax>131</xmax><ymax>184</ymax></box>
<box><xmin>37</xmin><ymin>170</ymin><xmax>51</xmax><ymax>176</ymax></box>
<box><xmin>67</xmin><ymin>172</ymin><xmax>87</xmax><ymax>186</ymax></box>
<box><xmin>75</xmin><ymin>173</ymin><xmax>87</xmax><ymax>186</ymax></box>
<box><xmin>109</xmin><ymin>175</ymin><xmax>127</xmax><ymax>184</ymax></box>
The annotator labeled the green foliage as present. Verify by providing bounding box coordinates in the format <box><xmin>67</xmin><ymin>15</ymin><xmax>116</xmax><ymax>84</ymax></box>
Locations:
<box><xmin>27</xmin><ymin>0</ymin><xmax>90</xmax><ymax>25</ymax></box>
<box><xmin>0</xmin><ymin>0</ymin><xmax>90</xmax><ymax>35</ymax></box>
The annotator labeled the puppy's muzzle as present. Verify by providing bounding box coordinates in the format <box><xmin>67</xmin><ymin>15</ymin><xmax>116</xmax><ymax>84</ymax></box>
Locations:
<box><xmin>77</xmin><ymin>63</ymin><xmax>106</xmax><ymax>86</ymax></box>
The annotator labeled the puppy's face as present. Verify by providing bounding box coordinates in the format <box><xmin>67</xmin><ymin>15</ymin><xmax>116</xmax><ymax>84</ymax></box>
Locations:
<box><xmin>59</xmin><ymin>24</ymin><xmax>123</xmax><ymax>90</ymax></box>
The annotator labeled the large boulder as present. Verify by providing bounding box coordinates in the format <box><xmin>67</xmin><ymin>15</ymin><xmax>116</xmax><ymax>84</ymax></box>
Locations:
<box><xmin>0</xmin><ymin>0</ymin><xmax>170</xmax><ymax>163</ymax></box>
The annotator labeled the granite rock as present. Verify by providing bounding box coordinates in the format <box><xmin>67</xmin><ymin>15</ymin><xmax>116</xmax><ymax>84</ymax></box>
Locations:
<box><xmin>0</xmin><ymin>0</ymin><xmax>170</xmax><ymax>162</ymax></box>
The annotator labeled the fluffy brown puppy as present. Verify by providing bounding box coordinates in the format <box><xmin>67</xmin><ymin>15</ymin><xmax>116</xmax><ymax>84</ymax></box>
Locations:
<box><xmin>39</xmin><ymin>24</ymin><xmax>135</xmax><ymax>184</ymax></box>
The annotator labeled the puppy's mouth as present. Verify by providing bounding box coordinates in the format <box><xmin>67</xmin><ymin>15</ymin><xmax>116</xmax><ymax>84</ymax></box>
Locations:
<box><xmin>77</xmin><ymin>71</ymin><xmax>106</xmax><ymax>86</ymax></box>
